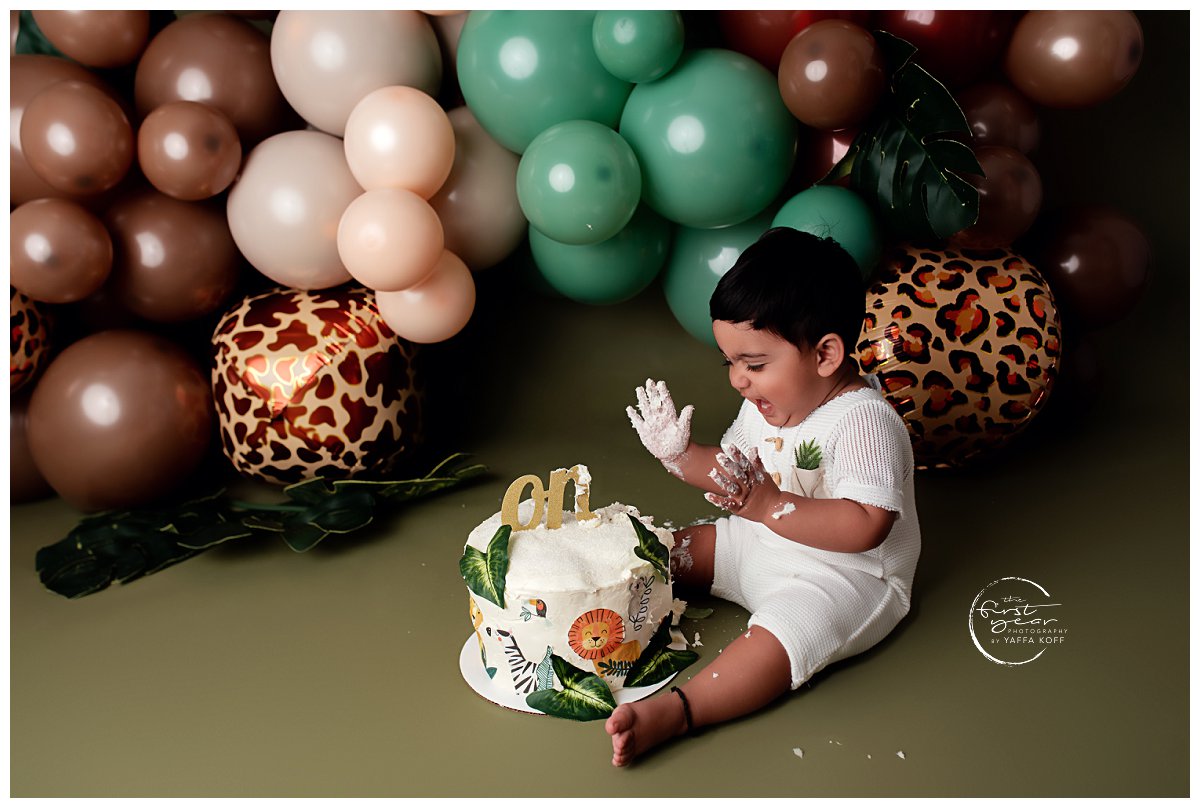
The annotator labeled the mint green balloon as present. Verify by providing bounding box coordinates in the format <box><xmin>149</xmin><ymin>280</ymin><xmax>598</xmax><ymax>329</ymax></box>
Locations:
<box><xmin>529</xmin><ymin>205</ymin><xmax>670</xmax><ymax>305</ymax></box>
<box><xmin>771</xmin><ymin>185</ymin><xmax>882</xmax><ymax>277</ymax></box>
<box><xmin>592</xmin><ymin>10</ymin><xmax>684</xmax><ymax>84</ymax></box>
<box><xmin>663</xmin><ymin>205</ymin><xmax>778</xmax><ymax>347</ymax></box>
<box><xmin>517</xmin><ymin>120</ymin><xmax>642</xmax><ymax>246</ymax></box>
<box><xmin>619</xmin><ymin>48</ymin><xmax>798</xmax><ymax>229</ymax></box>
<box><xmin>457</xmin><ymin>11</ymin><xmax>633</xmax><ymax>153</ymax></box>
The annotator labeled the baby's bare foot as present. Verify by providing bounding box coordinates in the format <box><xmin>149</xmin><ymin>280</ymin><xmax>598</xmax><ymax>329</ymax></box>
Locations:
<box><xmin>605</xmin><ymin>692</ymin><xmax>688</xmax><ymax>767</ymax></box>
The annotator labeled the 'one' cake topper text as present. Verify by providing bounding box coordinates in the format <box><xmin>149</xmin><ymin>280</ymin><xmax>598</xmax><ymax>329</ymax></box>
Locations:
<box><xmin>501</xmin><ymin>464</ymin><xmax>596</xmax><ymax>532</ymax></box>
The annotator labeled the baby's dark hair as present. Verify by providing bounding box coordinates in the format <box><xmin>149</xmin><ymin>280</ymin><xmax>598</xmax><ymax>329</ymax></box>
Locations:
<box><xmin>709</xmin><ymin>227</ymin><xmax>865</xmax><ymax>352</ymax></box>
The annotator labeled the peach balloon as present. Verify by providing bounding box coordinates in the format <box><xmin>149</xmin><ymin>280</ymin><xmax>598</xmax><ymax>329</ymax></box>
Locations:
<box><xmin>270</xmin><ymin>10</ymin><xmax>442</xmax><ymax>137</ymax></box>
<box><xmin>227</xmin><ymin>130</ymin><xmax>362</xmax><ymax>290</ymax></box>
<box><xmin>376</xmin><ymin>250</ymin><xmax>476</xmax><ymax>343</ymax></box>
<box><xmin>137</xmin><ymin>101</ymin><xmax>242</xmax><ymax>201</ymax></box>
<box><xmin>343</xmin><ymin>86</ymin><xmax>455</xmax><ymax>198</ymax></box>
<box><xmin>337</xmin><ymin>188</ymin><xmax>445</xmax><ymax>292</ymax></box>
<box><xmin>430</xmin><ymin>106</ymin><xmax>526</xmax><ymax>271</ymax></box>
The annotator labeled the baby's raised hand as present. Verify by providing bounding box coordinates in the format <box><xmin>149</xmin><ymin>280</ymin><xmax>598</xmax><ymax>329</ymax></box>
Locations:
<box><xmin>626</xmin><ymin>379</ymin><xmax>694</xmax><ymax>465</ymax></box>
<box><xmin>705</xmin><ymin>445</ymin><xmax>776</xmax><ymax>521</ymax></box>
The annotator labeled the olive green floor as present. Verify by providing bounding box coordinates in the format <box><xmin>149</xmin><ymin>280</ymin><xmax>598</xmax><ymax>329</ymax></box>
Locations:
<box><xmin>10</xmin><ymin>12</ymin><xmax>1189</xmax><ymax>798</ymax></box>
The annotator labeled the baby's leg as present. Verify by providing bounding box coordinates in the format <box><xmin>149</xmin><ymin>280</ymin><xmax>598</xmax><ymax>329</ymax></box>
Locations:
<box><xmin>606</xmin><ymin>625</ymin><xmax>791</xmax><ymax>767</ymax></box>
<box><xmin>669</xmin><ymin>523</ymin><xmax>716</xmax><ymax>594</ymax></box>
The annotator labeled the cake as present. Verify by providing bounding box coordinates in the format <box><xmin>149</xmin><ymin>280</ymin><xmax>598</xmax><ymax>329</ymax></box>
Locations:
<box><xmin>461</xmin><ymin>466</ymin><xmax>678</xmax><ymax>704</ymax></box>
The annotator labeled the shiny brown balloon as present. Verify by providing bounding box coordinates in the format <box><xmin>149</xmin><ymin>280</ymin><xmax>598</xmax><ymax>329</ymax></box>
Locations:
<box><xmin>10</xmin><ymin>54</ymin><xmax>117</xmax><ymax>205</ymax></box>
<box><xmin>104</xmin><ymin>188</ymin><xmax>242</xmax><ymax>323</ymax></box>
<box><xmin>134</xmin><ymin>12</ymin><xmax>292</xmax><ymax>145</ymax></box>
<box><xmin>956</xmin><ymin>82</ymin><xmax>1040</xmax><ymax>154</ymax></box>
<box><xmin>1033</xmin><ymin>207</ymin><xmax>1151</xmax><ymax>329</ymax></box>
<box><xmin>137</xmin><ymin>101</ymin><xmax>242</xmax><ymax>200</ymax></box>
<box><xmin>11</xmin><ymin>389</ymin><xmax>55</xmax><ymax>503</ymax></box>
<box><xmin>31</xmin><ymin>10</ymin><xmax>150</xmax><ymax>68</ymax></box>
<box><xmin>26</xmin><ymin>329</ymin><xmax>213</xmax><ymax>512</ymax></box>
<box><xmin>949</xmin><ymin>146</ymin><xmax>1042</xmax><ymax>251</ymax></box>
<box><xmin>1005</xmin><ymin>11</ymin><xmax>1143</xmax><ymax>109</ymax></box>
<box><xmin>10</xmin><ymin>198</ymin><xmax>113</xmax><ymax>304</ymax></box>
<box><xmin>778</xmin><ymin>19</ymin><xmax>885</xmax><ymax>131</ymax></box>
<box><xmin>20</xmin><ymin>79</ymin><xmax>134</xmax><ymax>195</ymax></box>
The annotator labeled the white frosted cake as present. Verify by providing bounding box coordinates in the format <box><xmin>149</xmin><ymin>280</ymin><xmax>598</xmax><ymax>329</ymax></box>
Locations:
<box><xmin>463</xmin><ymin>492</ymin><xmax>676</xmax><ymax>699</ymax></box>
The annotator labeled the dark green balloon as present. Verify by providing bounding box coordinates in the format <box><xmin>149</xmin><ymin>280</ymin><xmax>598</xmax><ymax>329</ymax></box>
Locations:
<box><xmin>517</xmin><ymin>120</ymin><xmax>642</xmax><ymax>245</ymax></box>
<box><xmin>619</xmin><ymin>48</ymin><xmax>798</xmax><ymax>228</ymax></box>
<box><xmin>529</xmin><ymin>204</ymin><xmax>670</xmax><ymax>305</ymax></box>
<box><xmin>592</xmin><ymin>10</ymin><xmax>684</xmax><ymax>84</ymax></box>
<box><xmin>457</xmin><ymin>10</ymin><xmax>633</xmax><ymax>154</ymax></box>
<box><xmin>663</xmin><ymin>205</ymin><xmax>778</xmax><ymax>347</ymax></box>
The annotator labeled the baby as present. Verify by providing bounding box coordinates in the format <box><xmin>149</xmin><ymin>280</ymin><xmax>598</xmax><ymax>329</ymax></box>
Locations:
<box><xmin>607</xmin><ymin>227</ymin><xmax>920</xmax><ymax>766</ymax></box>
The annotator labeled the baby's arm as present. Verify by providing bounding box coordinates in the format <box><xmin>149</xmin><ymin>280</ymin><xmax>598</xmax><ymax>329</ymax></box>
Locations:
<box><xmin>708</xmin><ymin>448</ymin><xmax>896</xmax><ymax>554</ymax></box>
<box><xmin>626</xmin><ymin>379</ymin><xmax>728</xmax><ymax>495</ymax></box>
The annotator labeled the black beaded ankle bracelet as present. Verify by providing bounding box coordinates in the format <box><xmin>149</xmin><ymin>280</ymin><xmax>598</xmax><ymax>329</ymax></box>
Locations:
<box><xmin>671</xmin><ymin>686</ymin><xmax>694</xmax><ymax>734</ymax></box>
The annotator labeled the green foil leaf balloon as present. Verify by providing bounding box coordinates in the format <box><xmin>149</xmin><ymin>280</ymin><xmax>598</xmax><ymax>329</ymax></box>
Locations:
<box><xmin>837</xmin><ymin>31</ymin><xmax>981</xmax><ymax>242</ymax></box>
<box><xmin>525</xmin><ymin>654</ymin><xmax>617</xmax><ymax>721</ymax></box>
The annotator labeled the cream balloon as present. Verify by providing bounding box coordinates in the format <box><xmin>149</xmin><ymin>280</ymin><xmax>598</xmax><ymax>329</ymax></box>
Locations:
<box><xmin>429</xmin><ymin>107</ymin><xmax>526</xmax><ymax>271</ymax></box>
<box><xmin>429</xmin><ymin>11</ymin><xmax>468</xmax><ymax>66</ymax></box>
<box><xmin>343</xmin><ymin>85</ymin><xmax>455</xmax><ymax>198</ymax></box>
<box><xmin>270</xmin><ymin>10</ymin><xmax>442</xmax><ymax>137</ymax></box>
<box><xmin>337</xmin><ymin>188</ymin><xmax>444</xmax><ymax>291</ymax></box>
<box><xmin>226</xmin><ymin>130</ymin><xmax>361</xmax><ymax>290</ymax></box>
<box><xmin>375</xmin><ymin>249</ymin><xmax>476</xmax><ymax>344</ymax></box>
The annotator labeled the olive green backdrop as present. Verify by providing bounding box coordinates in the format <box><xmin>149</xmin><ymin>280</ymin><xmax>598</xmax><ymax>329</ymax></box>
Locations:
<box><xmin>10</xmin><ymin>11</ymin><xmax>1189</xmax><ymax>797</ymax></box>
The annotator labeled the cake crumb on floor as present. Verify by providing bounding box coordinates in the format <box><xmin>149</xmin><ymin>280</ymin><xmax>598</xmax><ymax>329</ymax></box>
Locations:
<box><xmin>897</xmin><ymin>751</ymin><xmax>906</xmax><ymax>760</ymax></box>
<box><xmin>792</xmin><ymin>748</ymin><xmax>804</xmax><ymax>758</ymax></box>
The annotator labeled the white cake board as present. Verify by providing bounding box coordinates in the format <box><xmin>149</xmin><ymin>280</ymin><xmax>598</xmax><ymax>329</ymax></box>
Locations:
<box><xmin>459</xmin><ymin>636</ymin><xmax>678</xmax><ymax>715</ymax></box>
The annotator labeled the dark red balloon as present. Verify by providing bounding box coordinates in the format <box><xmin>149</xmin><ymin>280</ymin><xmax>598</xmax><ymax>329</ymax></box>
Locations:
<box><xmin>719</xmin><ymin>10</ymin><xmax>871</xmax><ymax>71</ymax></box>
<box><xmin>875</xmin><ymin>10</ymin><xmax>1019</xmax><ymax>89</ymax></box>
<box><xmin>1033</xmin><ymin>207</ymin><xmax>1151</xmax><ymax>329</ymax></box>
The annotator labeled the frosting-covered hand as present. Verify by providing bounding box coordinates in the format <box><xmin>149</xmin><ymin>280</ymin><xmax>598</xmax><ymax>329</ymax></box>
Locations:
<box><xmin>705</xmin><ymin>445</ymin><xmax>776</xmax><ymax>521</ymax></box>
<box><xmin>626</xmin><ymin>378</ymin><xmax>694</xmax><ymax>465</ymax></box>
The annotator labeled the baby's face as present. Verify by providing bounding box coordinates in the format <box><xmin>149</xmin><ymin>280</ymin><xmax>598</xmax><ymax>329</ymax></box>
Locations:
<box><xmin>713</xmin><ymin>320</ymin><xmax>823</xmax><ymax>429</ymax></box>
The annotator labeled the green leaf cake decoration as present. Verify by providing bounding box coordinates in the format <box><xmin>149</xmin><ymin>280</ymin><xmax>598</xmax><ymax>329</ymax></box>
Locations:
<box><xmin>459</xmin><ymin>524</ymin><xmax>511</xmax><ymax>609</ymax></box>
<box><xmin>525</xmin><ymin>654</ymin><xmax>617</xmax><ymax>721</ymax></box>
<box><xmin>628</xmin><ymin>513</ymin><xmax>670</xmax><ymax>583</ymax></box>
<box><xmin>833</xmin><ymin>30</ymin><xmax>982</xmax><ymax>243</ymax></box>
<box><xmin>624</xmin><ymin>615</ymin><xmax>700</xmax><ymax>689</ymax></box>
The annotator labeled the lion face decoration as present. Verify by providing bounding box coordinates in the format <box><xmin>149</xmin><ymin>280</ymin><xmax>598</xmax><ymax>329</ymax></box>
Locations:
<box><xmin>567</xmin><ymin>609</ymin><xmax>625</xmax><ymax>660</ymax></box>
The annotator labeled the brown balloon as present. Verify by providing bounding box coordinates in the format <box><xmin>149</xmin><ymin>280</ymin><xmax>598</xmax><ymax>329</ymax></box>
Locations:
<box><xmin>31</xmin><ymin>10</ymin><xmax>150</xmax><ymax>68</ymax></box>
<box><xmin>949</xmin><ymin>146</ymin><xmax>1042</xmax><ymax>251</ymax></box>
<box><xmin>134</xmin><ymin>13</ymin><xmax>293</xmax><ymax>145</ymax></box>
<box><xmin>137</xmin><ymin>101</ymin><xmax>242</xmax><ymax>200</ymax></box>
<box><xmin>1033</xmin><ymin>207</ymin><xmax>1151</xmax><ymax>329</ymax></box>
<box><xmin>20</xmin><ymin>79</ymin><xmax>134</xmax><ymax>195</ymax></box>
<box><xmin>10</xmin><ymin>54</ymin><xmax>117</xmax><ymax>205</ymax></box>
<box><xmin>26</xmin><ymin>329</ymin><xmax>213</xmax><ymax>512</ymax></box>
<box><xmin>778</xmin><ymin>20</ymin><xmax>885</xmax><ymax>131</ymax></box>
<box><xmin>104</xmin><ymin>188</ymin><xmax>242</xmax><ymax>323</ymax></box>
<box><xmin>1005</xmin><ymin>11</ymin><xmax>1143</xmax><ymax>109</ymax></box>
<box><xmin>10</xmin><ymin>198</ymin><xmax>113</xmax><ymax>304</ymax></box>
<box><xmin>11</xmin><ymin>389</ymin><xmax>55</xmax><ymax>504</ymax></box>
<box><xmin>956</xmin><ymin>82</ymin><xmax>1040</xmax><ymax>154</ymax></box>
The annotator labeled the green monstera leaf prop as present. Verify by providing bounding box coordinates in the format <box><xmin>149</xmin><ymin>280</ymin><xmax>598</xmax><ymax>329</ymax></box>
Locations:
<box><xmin>459</xmin><ymin>524</ymin><xmax>511</xmax><ymax>609</ymax></box>
<box><xmin>833</xmin><ymin>31</ymin><xmax>981</xmax><ymax>243</ymax></box>
<box><xmin>625</xmin><ymin>615</ymin><xmax>700</xmax><ymax>688</ymax></box>
<box><xmin>525</xmin><ymin>654</ymin><xmax>617</xmax><ymax>721</ymax></box>
<box><xmin>628</xmin><ymin>513</ymin><xmax>670</xmax><ymax>583</ymax></box>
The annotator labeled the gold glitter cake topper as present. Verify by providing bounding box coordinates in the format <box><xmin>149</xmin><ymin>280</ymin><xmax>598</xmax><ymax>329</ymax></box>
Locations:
<box><xmin>501</xmin><ymin>464</ymin><xmax>596</xmax><ymax>532</ymax></box>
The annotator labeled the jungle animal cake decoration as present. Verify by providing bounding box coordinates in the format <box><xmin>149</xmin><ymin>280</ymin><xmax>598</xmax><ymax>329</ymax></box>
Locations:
<box><xmin>459</xmin><ymin>465</ymin><xmax>697</xmax><ymax>720</ymax></box>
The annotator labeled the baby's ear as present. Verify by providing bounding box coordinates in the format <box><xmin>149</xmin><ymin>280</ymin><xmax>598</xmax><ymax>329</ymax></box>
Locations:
<box><xmin>814</xmin><ymin>333</ymin><xmax>846</xmax><ymax>377</ymax></box>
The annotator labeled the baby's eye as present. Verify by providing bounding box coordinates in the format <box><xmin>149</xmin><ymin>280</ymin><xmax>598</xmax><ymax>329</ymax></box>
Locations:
<box><xmin>747</xmin><ymin>364</ymin><xmax>765</xmax><ymax>372</ymax></box>
<box><xmin>720</xmin><ymin>358</ymin><xmax>731</xmax><ymax>367</ymax></box>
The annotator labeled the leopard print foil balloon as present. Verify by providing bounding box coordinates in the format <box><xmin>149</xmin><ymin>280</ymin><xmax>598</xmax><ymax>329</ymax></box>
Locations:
<box><xmin>212</xmin><ymin>286</ymin><xmax>422</xmax><ymax>484</ymax></box>
<box><xmin>10</xmin><ymin>287</ymin><xmax>50</xmax><ymax>393</ymax></box>
<box><xmin>857</xmin><ymin>245</ymin><xmax>1062</xmax><ymax>469</ymax></box>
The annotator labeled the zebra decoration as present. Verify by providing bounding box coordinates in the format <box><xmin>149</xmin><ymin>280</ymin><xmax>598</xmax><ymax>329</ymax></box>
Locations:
<box><xmin>496</xmin><ymin>629</ymin><xmax>554</xmax><ymax>695</ymax></box>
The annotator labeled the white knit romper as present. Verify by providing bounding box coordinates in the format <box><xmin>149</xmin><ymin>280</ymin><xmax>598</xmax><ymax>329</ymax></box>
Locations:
<box><xmin>711</xmin><ymin>375</ymin><xmax>921</xmax><ymax>689</ymax></box>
